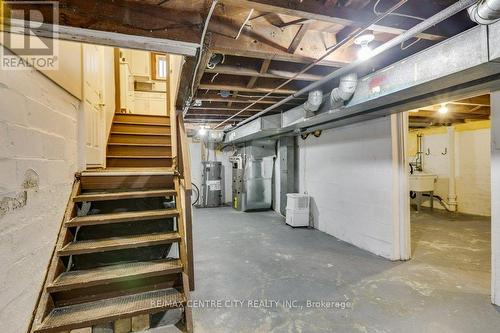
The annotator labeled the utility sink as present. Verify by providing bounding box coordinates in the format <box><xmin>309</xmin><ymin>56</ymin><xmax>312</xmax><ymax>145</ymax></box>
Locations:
<box><xmin>409</xmin><ymin>172</ymin><xmax>437</xmax><ymax>192</ymax></box>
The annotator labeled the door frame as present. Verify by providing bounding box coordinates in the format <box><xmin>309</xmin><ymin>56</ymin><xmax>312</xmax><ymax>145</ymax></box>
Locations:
<box><xmin>392</xmin><ymin>112</ymin><xmax>411</xmax><ymax>260</ymax></box>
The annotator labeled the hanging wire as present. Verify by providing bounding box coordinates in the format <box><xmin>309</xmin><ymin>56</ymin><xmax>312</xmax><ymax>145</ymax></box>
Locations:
<box><xmin>373</xmin><ymin>0</ymin><xmax>426</xmax><ymax>21</ymax></box>
<box><xmin>235</xmin><ymin>9</ymin><xmax>255</xmax><ymax>39</ymax></box>
<box><xmin>374</xmin><ymin>0</ymin><xmax>425</xmax><ymax>50</ymax></box>
<box><xmin>210</xmin><ymin>73</ymin><xmax>220</xmax><ymax>82</ymax></box>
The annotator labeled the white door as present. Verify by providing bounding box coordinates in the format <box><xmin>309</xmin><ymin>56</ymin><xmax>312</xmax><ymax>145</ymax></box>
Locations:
<box><xmin>83</xmin><ymin>44</ymin><xmax>106</xmax><ymax>167</ymax></box>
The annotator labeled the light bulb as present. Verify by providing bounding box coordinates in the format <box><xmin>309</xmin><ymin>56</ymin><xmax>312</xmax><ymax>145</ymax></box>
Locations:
<box><xmin>438</xmin><ymin>103</ymin><xmax>448</xmax><ymax>114</ymax></box>
<box><xmin>198</xmin><ymin>127</ymin><xmax>207</xmax><ymax>136</ymax></box>
<box><xmin>357</xmin><ymin>45</ymin><xmax>373</xmax><ymax>60</ymax></box>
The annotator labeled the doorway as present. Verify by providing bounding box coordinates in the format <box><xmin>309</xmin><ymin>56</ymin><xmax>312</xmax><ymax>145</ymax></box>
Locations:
<box><xmin>404</xmin><ymin>94</ymin><xmax>492</xmax><ymax>303</ymax></box>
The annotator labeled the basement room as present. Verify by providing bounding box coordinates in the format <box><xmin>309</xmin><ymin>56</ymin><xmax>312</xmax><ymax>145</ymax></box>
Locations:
<box><xmin>1</xmin><ymin>1</ymin><xmax>500</xmax><ymax>333</ymax></box>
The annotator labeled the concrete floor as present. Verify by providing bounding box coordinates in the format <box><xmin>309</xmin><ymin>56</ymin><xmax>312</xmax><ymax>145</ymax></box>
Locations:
<box><xmin>185</xmin><ymin>207</ymin><xmax>500</xmax><ymax>333</ymax></box>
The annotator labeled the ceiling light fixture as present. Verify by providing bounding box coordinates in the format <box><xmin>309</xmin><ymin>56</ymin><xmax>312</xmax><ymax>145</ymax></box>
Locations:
<box><xmin>198</xmin><ymin>126</ymin><xmax>208</xmax><ymax>136</ymax></box>
<box><xmin>354</xmin><ymin>32</ymin><xmax>375</xmax><ymax>60</ymax></box>
<box><xmin>439</xmin><ymin>103</ymin><xmax>449</xmax><ymax>114</ymax></box>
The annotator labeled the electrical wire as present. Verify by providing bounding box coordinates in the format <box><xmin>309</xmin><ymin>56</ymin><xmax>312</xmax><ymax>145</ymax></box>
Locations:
<box><xmin>185</xmin><ymin>0</ymin><xmax>219</xmax><ymax>116</ymax></box>
<box><xmin>374</xmin><ymin>0</ymin><xmax>425</xmax><ymax>50</ymax></box>
<box><xmin>373</xmin><ymin>0</ymin><xmax>425</xmax><ymax>21</ymax></box>
<box><xmin>192</xmin><ymin>183</ymin><xmax>200</xmax><ymax>206</ymax></box>
<box><xmin>213</xmin><ymin>0</ymin><xmax>410</xmax><ymax>129</ymax></box>
<box><xmin>235</xmin><ymin>9</ymin><xmax>254</xmax><ymax>39</ymax></box>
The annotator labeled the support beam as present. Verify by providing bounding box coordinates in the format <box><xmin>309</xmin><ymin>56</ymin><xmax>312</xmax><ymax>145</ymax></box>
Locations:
<box><xmin>193</xmin><ymin>97</ymin><xmax>300</xmax><ymax>105</ymax></box>
<box><xmin>205</xmin><ymin>65</ymin><xmax>323</xmax><ymax>81</ymax></box>
<box><xmin>287</xmin><ymin>23</ymin><xmax>310</xmax><ymax>54</ymax></box>
<box><xmin>198</xmin><ymin>83</ymin><xmax>296</xmax><ymax>94</ymax></box>
<box><xmin>2</xmin><ymin>0</ymin><xmax>202</xmax><ymax>45</ymax></box>
<box><xmin>209</xmin><ymin>18</ymin><xmax>346</xmax><ymax>67</ymax></box>
<box><xmin>220</xmin><ymin>0</ymin><xmax>447</xmax><ymax>41</ymax></box>
<box><xmin>247</xmin><ymin>59</ymin><xmax>271</xmax><ymax>88</ymax></box>
<box><xmin>189</xmin><ymin>107</ymin><xmax>264</xmax><ymax>112</ymax></box>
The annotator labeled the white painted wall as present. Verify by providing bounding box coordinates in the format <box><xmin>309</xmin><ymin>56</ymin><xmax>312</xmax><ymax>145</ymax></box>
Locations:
<box><xmin>408</xmin><ymin>126</ymin><xmax>491</xmax><ymax>216</ymax></box>
<box><xmin>0</xmin><ymin>47</ymin><xmax>80</xmax><ymax>333</ymax></box>
<box><xmin>3</xmin><ymin>33</ymin><xmax>83</xmax><ymax>99</ymax></box>
<box><xmin>297</xmin><ymin>115</ymin><xmax>406</xmax><ymax>260</ymax></box>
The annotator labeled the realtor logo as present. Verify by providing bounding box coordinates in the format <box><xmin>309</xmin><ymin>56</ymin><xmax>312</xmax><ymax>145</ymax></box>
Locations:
<box><xmin>0</xmin><ymin>1</ymin><xmax>59</xmax><ymax>70</ymax></box>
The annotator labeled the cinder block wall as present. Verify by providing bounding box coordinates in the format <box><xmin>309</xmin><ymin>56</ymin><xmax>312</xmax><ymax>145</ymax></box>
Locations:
<box><xmin>297</xmin><ymin>116</ymin><xmax>399</xmax><ymax>259</ymax></box>
<box><xmin>0</xmin><ymin>48</ymin><xmax>80</xmax><ymax>332</ymax></box>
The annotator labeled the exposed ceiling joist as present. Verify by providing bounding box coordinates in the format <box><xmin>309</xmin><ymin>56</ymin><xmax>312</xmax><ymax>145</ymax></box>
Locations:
<box><xmin>209</xmin><ymin>19</ymin><xmax>347</xmax><ymax>67</ymax></box>
<box><xmin>198</xmin><ymin>83</ymin><xmax>297</xmax><ymax>94</ymax></box>
<box><xmin>189</xmin><ymin>107</ymin><xmax>264</xmax><ymax>112</ymax></box>
<box><xmin>220</xmin><ymin>0</ymin><xmax>447</xmax><ymax>41</ymax></box>
<box><xmin>287</xmin><ymin>23</ymin><xmax>310</xmax><ymax>54</ymax></box>
<box><xmin>204</xmin><ymin>65</ymin><xmax>324</xmax><ymax>81</ymax></box>
<box><xmin>3</xmin><ymin>0</ymin><xmax>202</xmax><ymax>45</ymax></box>
<box><xmin>193</xmin><ymin>97</ymin><xmax>300</xmax><ymax>105</ymax></box>
<box><xmin>247</xmin><ymin>59</ymin><xmax>272</xmax><ymax>88</ymax></box>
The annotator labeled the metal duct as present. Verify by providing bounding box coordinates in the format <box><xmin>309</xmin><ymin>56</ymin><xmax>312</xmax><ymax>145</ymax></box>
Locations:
<box><xmin>282</xmin><ymin>90</ymin><xmax>323</xmax><ymax>127</ymax></box>
<box><xmin>302</xmin><ymin>90</ymin><xmax>324</xmax><ymax>112</ymax></box>
<box><xmin>223</xmin><ymin>21</ymin><xmax>500</xmax><ymax>145</ymax></box>
<box><xmin>469</xmin><ymin>0</ymin><xmax>500</xmax><ymax>24</ymax></box>
<box><xmin>329</xmin><ymin>73</ymin><xmax>358</xmax><ymax>110</ymax></box>
<box><xmin>228</xmin><ymin>0</ymin><xmax>477</xmax><ymax>130</ymax></box>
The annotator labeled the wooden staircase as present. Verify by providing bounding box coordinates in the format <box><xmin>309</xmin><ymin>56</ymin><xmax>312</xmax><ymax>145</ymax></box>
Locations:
<box><xmin>29</xmin><ymin>114</ymin><xmax>194</xmax><ymax>333</ymax></box>
<box><xmin>107</xmin><ymin>113</ymin><xmax>173</xmax><ymax>168</ymax></box>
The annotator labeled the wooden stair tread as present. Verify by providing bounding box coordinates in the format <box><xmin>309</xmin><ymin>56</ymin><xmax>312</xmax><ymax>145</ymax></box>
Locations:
<box><xmin>66</xmin><ymin>209</ymin><xmax>179</xmax><ymax>227</ymax></box>
<box><xmin>107</xmin><ymin>155</ymin><xmax>172</xmax><ymax>159</ymax></box>
<box><xmin>110</xmin><ymin>131</ymin><xmax>170</xmax><ymax>136</ymax></box>
<box><xmin>34</xmin><ymin>288</ymin><xmax>185</xmax><ymax>332</ymax></box>
<box><xmin>58</xmin><ymin>232</ymin><xmax>181</xmax><ymax>256</ymax></box>
<box><xmin>115</xmin><ymin>113</ymin><xmax>169</xmax><ymax>118</ymax></box>
<box><xmin>81</xmin><ymin>167</ymin><xmax>175</xmax><ymax>177</ymax></box>
<box><xmin>73</xmin><ymin>189</ymin><xmax>176</xmax><ymax>202</ymax></box>
<box><xmin>47</xmin><ymin>259</ymin><xmax>182</xmax><ymax>293</ymax></box>
<box><xmin>113</xmin><ymin>121</ymin><xmax>170</xmax><ymax>127</ymax></box>
<box><xmin>107</xmin><ymin>143</ymin><xmax>172</xmax><ymax>147</ymax></box>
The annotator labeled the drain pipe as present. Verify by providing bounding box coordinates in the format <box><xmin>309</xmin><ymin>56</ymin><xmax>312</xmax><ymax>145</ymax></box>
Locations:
<box><xmin>468</xmin><ymin>0</ymin><xmax>500</xmax><ymax>24</ymax></box>
<box><xmin>227</xmin><ymin>0</ymin><xmax>478</xmax><ymax>131</ymax></box>
<box><xmin>446</xmin><ymin>126</ymin><xmax>458</xmax><ymax>211</ymax></box>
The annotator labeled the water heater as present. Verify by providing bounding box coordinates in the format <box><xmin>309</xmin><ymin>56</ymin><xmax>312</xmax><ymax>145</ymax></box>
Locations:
<box><xmin>200</xmin><ymin>161</ymin><xmax>223</xmax><ymax>207</ymax></box>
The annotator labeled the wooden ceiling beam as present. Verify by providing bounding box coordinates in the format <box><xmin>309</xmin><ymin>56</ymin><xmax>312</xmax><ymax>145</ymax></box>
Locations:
<box><xmin>4</xmin><ymin>0</ymin><xmax>202</xmax><ymax>44</ymax></box>
<box><xmin>205</xmin><ymin>64</ymin><xmax>324</xmax><ymax>81</ymax></box>
<box><xmin>220</xmin><ymin>0</ymin><xmax>446</xmax><ymax>41</ymax></box>
<box><xmin>287</xmin><ymin>23</ymin><xmax>310</xmax><ymax>54</ymax></box>
<box><xmin>193</xmin><ymin>97</ymin><xmax>299</xmax><ymax>105</ymax></box>
<box><xmin>198</xmin><ymin>83</ymin><xmax>296</xmax><ymax>94</ymax></box>
<box><xmin>410</xmin><ymin>111</ymin><xmax>489</xmax><ymax>120</ymax></box>
<box><xmin>276</xmin><ymin>18</ymin><xmax>314</xmax><ymax>29</ymax></box>
<box><xmin>187</xmin><ymin>111</ymin><xmax>256</xmax><ymax>116</ymax></box>
<box><xmin>247</xmin><ymin>59</ymin><xmax>271</xmax><ymax>88</ymax></box>
<box><xmin>449</xmin><ymin>96</ymin><xmax>490</xmax><ymax>107</ymax></box>
<box><xmin>189</xmin><ymin>107</ymin><xmax>264</xmax><ymax>112</ymax></box>
<box><xmin>208</xmin><ymin>18</ymin><xmax>347</xmax><ymax>67</ymax></box>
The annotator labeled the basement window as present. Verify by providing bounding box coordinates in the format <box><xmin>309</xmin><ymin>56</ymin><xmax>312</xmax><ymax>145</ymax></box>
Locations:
<box><xmin>152</xmin><ymin>53</ymin><xmax>168</xmax><ymax>80</ymax></box>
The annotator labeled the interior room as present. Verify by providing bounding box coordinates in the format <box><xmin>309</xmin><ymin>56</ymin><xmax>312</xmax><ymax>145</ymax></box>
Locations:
<box><xmin>3</xmin><ymin>1</ymin><xmax>500</xmax><ymax>333</ymax></box>
<box><xmin>407</xmin><ymin>95</ymin><xmax>492</xmax><ymax>317</ymax></box>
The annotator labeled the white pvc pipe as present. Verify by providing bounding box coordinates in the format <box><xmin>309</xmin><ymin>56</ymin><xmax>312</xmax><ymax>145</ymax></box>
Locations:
<box><xmin>447</xmin><ymin>126</ymin><xmax>458</xmax><ymax>211</ymax></box>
